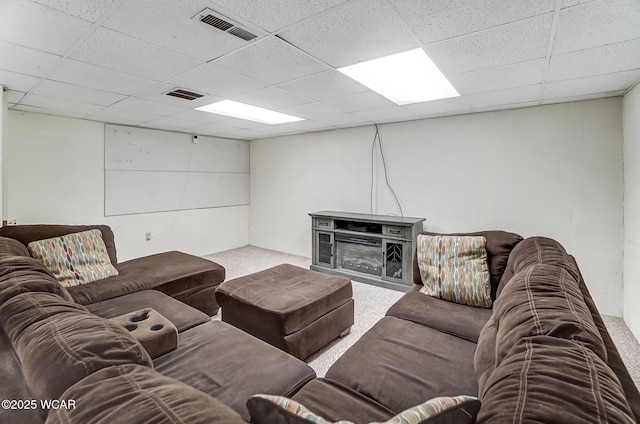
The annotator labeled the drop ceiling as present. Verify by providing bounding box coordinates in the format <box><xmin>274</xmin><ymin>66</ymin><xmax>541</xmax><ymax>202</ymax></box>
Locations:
<box><xmin>1</xmin><ymin>0</ymin><xmax>639</xmax><ymax>140</ymax></box>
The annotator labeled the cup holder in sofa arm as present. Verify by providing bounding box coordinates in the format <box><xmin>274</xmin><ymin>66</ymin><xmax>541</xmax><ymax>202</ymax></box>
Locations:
<box><xmin>110</xmin><ymin>308</ymin><xmax>178</xmax><ymax>359</ymax></box>
<box><xmin>129</xmin><ymin>311</ymin><xmax>150</xmax><ymax>322</ymax></box>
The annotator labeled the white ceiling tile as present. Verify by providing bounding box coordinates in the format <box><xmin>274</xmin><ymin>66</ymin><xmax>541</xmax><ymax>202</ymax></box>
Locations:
<box><xmin>282</xmin><ymin>101</ymin><xmax>370</xmax><ymax>126</ymax></box>
<box><xmin>543</xmin><ymin>70</ymin><xmax>640</xmax><ymax>100</ymax></box>
<box><xmin>324</xmin><ymin>91</ymin><xmax>395</xmax><ymax>113</ymax></box>
<box><xmin>2</xmin><ymin>0</ymin><xmax>638</xmax><ymax>139</ymax></box>
<box><xmin>186</xmin><ymin>122</ymin><xmax>231</xmax><ymax>135</ymax></box>
<box><xmin>213</xmin><ymin>37</ymin><xmax>328</xmax><ymax>85</ymax></box>
<box><xmin>562</xmin><ymin>0</ymin><xmax>596</xmax><ymax>8</ymax></box>
<box><xmin>335</xmin><ymin>122</ymin><xmax>370</xmax><ymax>130</ymax></box>
<box><xmin>142</xmin><ymin>116</ymin><xmax>194</xmax><ymax>132</ymax></box>
<box><xmin>238</xmin><ymin>123</ymin><xmax>298</xmax><ymax>136</ymax></box>
<box><xmin>88</xmin><ymin>107</ymin><xmax>163</xmax><ymax>124</ymax></box>
<box><xmin>279</xmin><ymin>0</ymin><xmax>419</xmax><ymax>67</ymax></box>
<box><xmin>12</xmin><ymin>103</ymin><xmax>88</xmax><ymax>119</ymax></box>
<box><xmin>402</xmin><ymin>96</ymin><xmax>472</xmax><ymax>116</ymax></box>
<box><xmin>320</xmin><ymin>112</ymin><xmax>370</xmax><ymax>126</ymax></box>
<box><xmin>192</xmin><ymin>116</ymin><xmax>265</xmax><ymax>131</ymax></box>
<box><xmin>208</xmin><ymin>0</ymin><xmax>348</xmax><ymax>33</ymax></box>
<box><xmin>449</xmin><ymin>59</ymin><xmax>545</xmax><ymax>94</ymax></box>
<box><xmin>215</xmin><ymin>128</ymin><xmax>261</xmax><ymax>140</ymax></box>
<box><xmin>553</xmin><ymin>0</ymin><xmax>640</xmax><ymax>55</ymax></box>
<box><xmin>167</xmin><ymin>64</ymin><xmax>267</xmax><ymax>98</ymax></box>
<box><xmin>33</xmin><ymin>80</ymin><xmax>126</xmax><ymax>106</ymax></box>
<box><xmin>277</xmin><ymin>70</ymin><xmax>368</xmax><ymax>101</ymax></box>
<box><xmin>426</xmin><ymin>13</ymin><xmax>553</xmax><ymax>74</ymax></box>
<box><xmin>20</xmin><ymin>93</ymin><xmax>103</xmax><ymax>115</ymax></box>
<box><xmin>354</xmin><ymin>105</ymin><xmax>416</xmax><ymax>123</ymax></box>
<box><xmin>48</xmin><ymin>59</ymin><xmax>158</xmax><ymax>95</ymax></box>
<box><xmin>465</xmin><ymin>84</ymin><xmax>542</xmax><ymax>108</ymax></box>
<box><xmin>0</xmin><ymin>42</ymin><xmax>62</xmax><ymax>77</ymax></box>
<box><xmin>541</xmin><ymin>91</ymin><xmax>624</xmax><ymax>105</ymax></box>
<box><xmin>232</xmin><ymin>87</ymin><xmax>311</xmax><ymax>110</ymax></box>
<box><xmin>547</xmin><ymin>39</ymin><xmax>640</xmax><ymax>81</ymax></box>
<box><xmin>390</xmin><ymin>0</ymin><xmax>555</xmax><ymax>44</ymax></box>
<box><xmin>111</xmin><ymin>97</ymin><xmax>189</xmax><ymax>116</ymax></box>
<box><xmin>188</xmin><ymin>121</ymin><xmax>259</xmax><ymax>140</ymax></box>
<box><xmin>283</xmin><ymin>119</ymin><xmax>334</xmax><ymax>131</ymax></box>
<box><xmin>0</xmin><ymin>0</ymin><xmax>93</xmax><ymax>55</ymax></box>
<box><xmin>69</xmin><ymin>27</ymin><xmax>202</xmax><ymax>81</ymax></box>
<box><xmin>101</xmin><ymin>0</ymin><xmax>250</xmax><ymax>62</ymax></box>
<box><xmin>31</xmin><ymin>0</ymin><xmax>117</xmax><ymax>22</ymax></box>
<box><xmin>5</xmin><ymin>90</ymin><xmax>26</xmax><ymax>103</ymax></box>
<box><xmin>0</xmin><ymin>70</ymin><xmax>41</xmax><ymax>92</ymax></box>
<box><xmin>282</xmin><ymin>102</ymin><xmax>347</xmax><ymax>120</ymax></box>
<box><xmin>473</xmin><ymin>100</ymin><xmax>539</xmax><ymax>113</ymax></box>
<box><xmin>167</xmin><ymin>109</ymin><xmax>229</xmax><ymax>124</ymax></box>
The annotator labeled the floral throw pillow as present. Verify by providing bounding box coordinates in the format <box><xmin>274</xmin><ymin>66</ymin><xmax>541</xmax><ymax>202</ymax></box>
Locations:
<box><xmin>417</xmin><ymin>234</ymin><xmax>492</xmax><ymax>308</ymax></box>
<box><xmin>247</xmin><ymin>394</ymin><xmax>354</xmax><ymax>424</ymax></box>
<box><xmin>28</xmin><ymin>229</ymin><xmax>118</xmax><ymax>287</ymax></box>
<box><xmin>247</xmin><ymin>394</ymin><xmax>480</xmax><ymax>424</ymax></box>
<box><xmin>372</xmin><ymin>395</ymin><xmax>480</xmax><ymax>424</ymax></box>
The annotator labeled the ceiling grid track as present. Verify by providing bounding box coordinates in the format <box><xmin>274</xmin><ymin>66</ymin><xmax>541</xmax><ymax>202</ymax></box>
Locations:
<box><xmin>538</xmin><ymin>0</ymin><xmax>563</xmax><ymax>102</ymax></box>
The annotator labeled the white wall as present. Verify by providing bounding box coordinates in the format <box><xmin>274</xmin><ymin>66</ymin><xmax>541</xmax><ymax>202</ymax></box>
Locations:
<box><xmin>623</xmin><ymin>84</ymin><xmax>640</xmax><ymax>340</ymax></box>
<box><xmin>251</xmin><ymin>98</ymin><xmax>624</xmax><ymax>316</ymax></box>
<box><xmin>1</xmin><ymin>86</ymin><xmax>6</xmax><ymax>221</ymax></box>
<box><xmin>6</xmin><ymin>111</ymin><xmax>249</xmax><ymax>261</ymax></box>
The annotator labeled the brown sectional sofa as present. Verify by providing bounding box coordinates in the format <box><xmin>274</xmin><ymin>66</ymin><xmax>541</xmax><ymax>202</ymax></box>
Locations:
<box><xmin>0</xmin><ymin>224</ymin><xmax>225</xmax><ymax>315</ymax></box>
<box><xmin>1</xmin><ymin>225</ymin><xmax>639</xmax><ymax>423</ymax></box>
<box><xmin>0</xmin><ymin>226</ymin><xmax>316</xmax><ymax>423</ymax></box>
<box><xmin>280</xmin><ymin>232</ymin><xmax>640</xmax><ymax>423</ymax></box>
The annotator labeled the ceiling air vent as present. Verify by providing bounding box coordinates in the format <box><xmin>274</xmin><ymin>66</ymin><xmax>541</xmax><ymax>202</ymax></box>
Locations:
<box><xmin>193</xmin><ymin>8</ymin><xmax>258</xmax><ymax>41</ymax></box>
<box><xmin>165</xmin><ymin>88</ymin><xmax>205</xmax><ymax>101</ymax></box>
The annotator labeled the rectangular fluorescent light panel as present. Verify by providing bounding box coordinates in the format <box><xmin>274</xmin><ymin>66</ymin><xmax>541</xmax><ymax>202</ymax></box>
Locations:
<box><xmin>195</xmin><ymin>100</ymin><xmax>304</xmax><ymax>125</ymax></box>
<box><xmin>338</xmin><ymin>48</ymin><xmax>459</xmax><ymax>105</ymax></box>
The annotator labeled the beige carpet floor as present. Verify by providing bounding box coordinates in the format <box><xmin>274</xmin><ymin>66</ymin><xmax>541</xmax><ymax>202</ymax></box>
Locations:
<box><xmin>204</xmin><ymin>245</ymin><xmax>640</xmax><ymax>388</ymax></box>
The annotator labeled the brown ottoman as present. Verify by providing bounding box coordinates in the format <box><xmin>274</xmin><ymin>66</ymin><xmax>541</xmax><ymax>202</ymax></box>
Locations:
<box><xmin>215</xmin><ymin>264</ymin><xmax>354</xmax><ymax>360</ymax></box>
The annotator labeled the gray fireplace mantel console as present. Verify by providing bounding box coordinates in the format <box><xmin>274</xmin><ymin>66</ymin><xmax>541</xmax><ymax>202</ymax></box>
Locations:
<box><xmin>309</xmin><ymin>211</ymin><xmax>425</xmax><ymax>291</ymax></box>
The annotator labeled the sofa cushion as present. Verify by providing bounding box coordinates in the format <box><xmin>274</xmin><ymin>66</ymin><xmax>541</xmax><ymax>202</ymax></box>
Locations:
<box><xmin>0</xmin><ymin>292</ymin><xmax>151</xmax><ymax>402</ymax></box>
<box><xmin>413</xmin><ymin>230</ymin><xmax>523</xmax><ymax>300</ymax></box>
<box><xmin>416</xmin><ymin>235</ymin><xmax>492</xmax><ymax>308</ymax></box>
<box><xmin>0</xmin><ymin>224</ymin><xmax>117</xmax><ymax>265</ymax></box>
<box><xmin>292</xmin><ymin>379</ymin><xmax>395</xmax><ymax>423</ymax></box>
<box><xmin>497</xmin><ymin>236</ymin><xmax>580</xmax><ymax>298</ymax></box>
<box><xmin>153</xmin><ymin>320</ymin><xmax>316</xmax><ymax>420</ymax></box>
<box><xmin>87</xmin><ymin>289</ymin><xmax>210</xmax><ymax>332</ymax></box>
<box><xmin>477</xmin><ymin>336</ymin><xmax>634</xmax><ymax>424</ymax></box>
<box><xmin>0</xmin><ymin>236</ymin><xmax>30</xmax><ymax>257</ymax></box>
<box><xmin>46</xmin><ymin>364</ymin><xmax>246</xmax><ymax>424</ymax></box>
<box><xmin>0</xmin><ymin>292</ymin><xmax>89</xmax><ymax>339</ymax></box>
<box><xmin>66</xmin><ymin>251</ymin><xmax>225</xmax><ymax>311</ymax></box>
<box><xmin>386</xmin><ymin>287</ymin><xmax>492</xmax><ymax>343</ymax></box>
<box><xmin>27</xmin><ymin>229</ymin><xmax>119</xmax><ymax>287</ymax></box>
<box><xmin>0</xmin><ymin>256</ymin><xmax>73</xmax><ymax>306</ymax></box>
<box><xmin>493</xmin><ymin>263</ymin><xmax>607</xmax><ymax>364</ymax></box>
<box><xmin>325</xmin><ymin>317</ymin><xmax>479</xmax><ymax>413</ymax></box>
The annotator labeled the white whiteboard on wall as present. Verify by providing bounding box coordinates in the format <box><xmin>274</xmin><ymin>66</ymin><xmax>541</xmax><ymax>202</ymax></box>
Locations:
<box><xmin>105</xmin><ymin>125</ymin><xmax>249</xmax><ymax>216</ymax></box>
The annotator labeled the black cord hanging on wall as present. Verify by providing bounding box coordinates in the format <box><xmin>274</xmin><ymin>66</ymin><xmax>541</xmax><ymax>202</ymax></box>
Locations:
<box><xmin>370</xmin><ymin>124</ymin><xmax>404</xmax><ymax>217</ymax></box>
